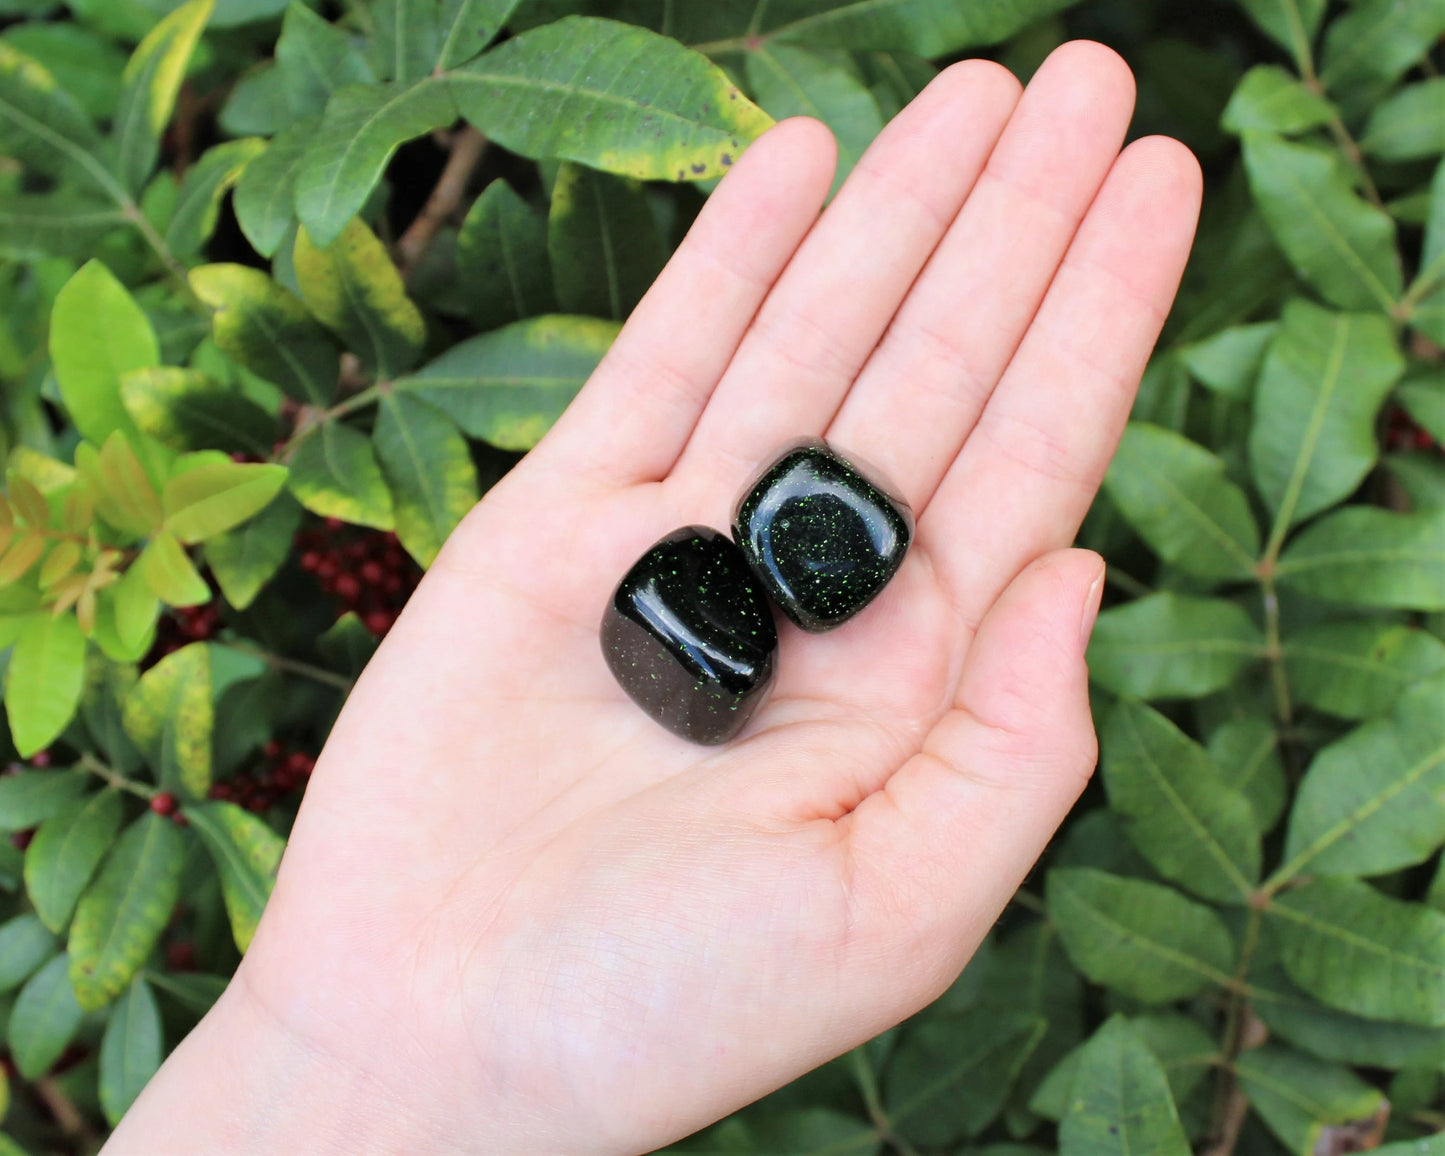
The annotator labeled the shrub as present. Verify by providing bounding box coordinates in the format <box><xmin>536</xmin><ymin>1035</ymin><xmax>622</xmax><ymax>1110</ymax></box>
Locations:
<box><xmin>0</xmin><ymin>0</ymin><xmax>1441</xmax><ymax>1152</ymax></box>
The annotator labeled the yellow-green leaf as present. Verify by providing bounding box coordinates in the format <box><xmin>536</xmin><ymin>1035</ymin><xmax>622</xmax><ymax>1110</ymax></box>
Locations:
<box><xmin>135</xmin><ymin>529</ymin><xmax>209</xmax><ymax>606</ymax></box>
<box><xmin>68</xmin><ymin>812</ymin><xmax>185</xmax><ymax>1011</ymax></box>
<box><xmin>190</xmin><ymin>263</ymin><xmax>340</xmax><ymax>405</ymax></box>
<box><xmin>186</xmin><ymin>801</ymin><xmax>284</xmax><ymax>952</ymax></box>
<box><xmin>110</xmin><ymin>0</ymin><xmax>215</xmax><ymax>194</ymax></box>
<box><xmin>395</xmin><ymin>314</ymin><xmax>619</xmax><ymax>451</ymax></box>
<box><xmin>49</xmin><ymin>263</ymin><xmax>161</xmax><ymax>452</ymax></box>
<box><xmin>5</xmin><ymin>611</ymin><xmax>85</xmax><ymax>758</ymax></box>
<box><xmin>373</xmin><ymin>392</ymin><xmax>478</xmax><ymax>567</ymax></box>
<box><xmin>286</xmin><ymin>422</ymin><xmax>394</xmax><ymax>530</ymax></box>
<box><xmin>161</xmin><ymin>459</ymin><xmax>287</xmax><ymax>544</ymax></box>
<box><xmin>294</xmin><ymin>220</ymin><xmax>425</xmax><ymax>378</ymax></box>
<box><xmin>121</xmin><ymin>641</ymin><xmax>212</xmax><ymax>798</ymax></box>
<box><xmin>450</xmin><ymin>17</ymin><xmax>772</xmax><ymax>182</ymax></box>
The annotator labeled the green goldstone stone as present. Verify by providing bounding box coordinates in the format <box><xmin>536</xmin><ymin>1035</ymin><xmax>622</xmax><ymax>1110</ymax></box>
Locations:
<box><xmin>601</xmin><ymin>526</ymin><xmax>778</xmax><ymax>745</ymax></box>
<box><xmin>733</xmin><ymin>441</ymin><xmax>913</xmax><ymax>632</ymax></box>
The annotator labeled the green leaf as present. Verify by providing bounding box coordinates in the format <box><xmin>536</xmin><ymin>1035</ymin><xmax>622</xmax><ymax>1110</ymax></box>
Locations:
<box><xmin>7</xmin><ymin>953</ymin><xmax>82</xmax><ymax>1078</ymax></box>
<box><xmin>68</xmin><ymin>812</ymin><xmax>185</xmax><ymax>1011</ymax></box>
<box><xmin>294</xmin><ymin>79</ymin><xmax>457</xmax><ymax>250</ymax></box>
<box><xmin>287</xmin><ymin>421</ymin><xmax>395</xmax><ymax>529</ymax></box>
<box><xmin>161</xmin><ymin>458</ymin><xmax>287</xmax><ymax>543</ymax></box>
<box><xmin>218</xmin><ymin>59</ymin><xmax>289</xmax><ymax>136</ymax></box>
<box><xmin>884</xmin><ymin>1005</ymin><xmax>1046</xmax><ymax>1148</ymax></box>
<box><xmin>1235</xmin><ymin>1044</ymin><xmax>1386</xmax><ymax>1156</ymax></box>
<box><xmin>373</xmin><ymin>392</ymin><xmax>479</xmax><ymax>567</ymax></box>
<box><xmin>1057</xmin><ymin>1016</ymin><xmax>1190</xmax><ymax>1156</ymax></box>
<box><xmin>1220</xmin><ymin>65</ymin><xmax>1334</xmax><ymax>136</ymax></box>
<box><xmin>99</xmin><ymin>976</ymin><xmax>162</xmax><ymax>1126</ymax></box>
<box><xmin>122</xmin><ymin>641</ymin><xmax>212</xmax><ymax>798</ymax></box>
<box><xmin>186</xmin><ymin>801</ymin><xmax>284</xmax><ymax>952</ymax></box>
<box><xmin>369</xmin><ymin>0</ymin><xmax>441</xmax><ymax>84</ymax></box>
<box><xmin>135</xmin><ymin>529</ymin><xmax>209</xmax><ymax>606</ymax></box>
<box><xmin>1284</xmin><ymin>620</ymin><xmax>1445</xmax><ymax>719</ymax></box>
<box><xmin>0</xmin><ymin>193</ymin><xmax>126</xmax><ymax>261</ymax></box>
<box><xmin>674</xmin><ymin>1108</ymin><xmax>881</xmax><ymax>1154</ymax></box>
<box><xmin>765</xmin><ymin>0</ymin><xmax>1082</xmax><ymax>56</ymax></box>
<box><xmin>1102</xmin><ymin>423</ymin><xmax>1260</xmax><ymax>581</ymax></box>
<box><xmin>1255</xmin><ymin>964</ymin><xmax>1445</xmax><ymax>1070</ymax></box>
<box><xmin>745</xmin><ymin>44</ymin><xmax>883</xmax><ymax>194</ymax></box>
<box><xmin>110</xmin><ymin>0</ymin><xmax>214</xmax><ymax>195</ymax></box>
<box><xmin>1400</xmin><ymin>371</ymin><xmax>1445</xmax><ymax>447</ymax></box>
<box><xmin>1249</xmin><ymin>300</ymin><xmax>1405</xmax><ymax>531</ymax></box>
<box><xmin>438</xmin><ymin>0</ymin><xmax>519</xmax><ymax>68</ymax></box>
<box><xmin>6</xmin><ymin>612</ymin><xmax>86</xmax><ymax>758</ymax></box>
<box><xmin>451</xmin><ymin>17</ymin><xmax>773</xmax><ymax>181</ymax></box>
<box><xmin>1234</xmin><ymin>0</ymin><xmax>1325</xmax><ymax>70</ymax></box>
<box><xmin>190</xmin><ymin>263</ymin><xmax>341</xmax><ymax>405</ymax></box>
<box><xmin>0</xmin><ymin>769</ymin><xmax>90</xmax><ymax>833</ymax></box>
<box><xmin>1241</xmin><ymin>132</ymin><xmax>1403</xmax><ymax>312</ymax></box>
<box><xmin>1274</xmin><ymin>675</ymin><xmax>1445</xmax><ymax>880</ymax></box>
<box><xmin>165</xmin><ymin>137</ymin><xmax>266</xmax><ymax>257</ymax></box>
<box><xmin>1268</xmin><ymin>877</ymin><xmax>1445</xmax><ymax>1027</ymax></box>
<box><xmin>143</xmin><ymin>968</ymin><xmax>227</xmax><ymax>1017</ymax></box>
<box><xmin>1413</xmin><ymin>161</ymin><xmax>1445</xmax><ymax>343</ymax></box>
<box><xmin>24</xmin><ymin>789</ymin><xmax>123</xmax><ymax>933</ymax></box>
<box><xmin>1101</xmin><ymin>699</ymin><xmax>1261</xmax><ymax>903</ymax></box>
<box><xmin>0</xmin><ymin>914</ymin><xmax>57</xmax><ymax>992</ymax></box>
<box><xmin>396</xmin><ymin>315</ymin><xmax>618</xmax><ymax>450</ymax></box>
<box><xmin>1363</xmin><ymin>78</ymin><xmax>1445</xmax><ymax>162</ymax></box>
<box><xmin>120</xmin><ymin>367</ymin><xmax>275</xmax><ymax>457</ymax></box>
<box><xmin>1388</xmin><ymin>453</ymin><xmax>1445</xmax><ymax>511</ymax></box>
<box><xmin>1046</xmin><ymin>868</ymin><xmax>1236</xmax><ymax>1003</ymax></box>
<box><xmin>274</xmin><ymin>1</ymin><xmax>375</xmax><ymax>117</ymax></box>
<box><xmin>294</xmin><ymin>220</ymin><xmax>427</xmax><ymax>377</ymax></box>
<box><xmin>1275</xmin><ymin>506</ymin><xmax>1445</xmax><ymax>610</ymax></box>
<box><xmin>0</xmin><ymin>41</ymin><xmax>106</xmax><ymax>185</ymax></box>
<box><xmin>232</xmin><ymin>116</ymin><xmax>319</xmax><ymax>259</ymax></box>
<box><xmin>1179</xmin><ymin>321</ymin><xmax>1278</xmax><ymax>399</ymax></box>
<box><xmin>204</xmin><ymin>492</ymin><xmax>302</xmax><ymax>611</ymax></box>
<box><xmin>1319</xmin><ymin>0</ymin><xmax>1445</xmax><ymax>107</ymax></box>
<box><xmin>50</xmin><ymin>260</ymin><xmax>161</xmax><ymax>451</ymax></box>
<box><xmin>1088</xmin><ymin>593</ymin><xmax>1263</xmax><ymax>700</ymax></box>
<box><xmin>548</xmin><ymin>164</ymin><xmax>666</xmax><ymax>322</ymax></box>
<box><xmin>1206</xmin><ymin>715</ymin><xmax>1288</xmax><ymax>833</ymax></box>
<box><xmin>1031</xmin><ymin>1013</ymin><xmax>1216</xmax><ymax>1123</ymax></box>
<box><xmin>0</xmin><ymin>22</ymin><xmax>125</xmax><ymax>121</ymax></box>
<box><xmin>455</xmin><ymin>179</ymin><xmax>556</xmax><ymax>331</ymax></box>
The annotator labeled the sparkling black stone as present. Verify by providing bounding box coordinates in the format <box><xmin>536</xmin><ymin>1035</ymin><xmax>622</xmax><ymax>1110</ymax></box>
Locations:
<box><xmin>601</xmin><ymin>526</ymin><xmax>778</xmax><ymax>745</ymax></box>
<box><xmin>733</xmin><ymin>441</ymin><xmax>913</xmax><ymax>633</ymax></box>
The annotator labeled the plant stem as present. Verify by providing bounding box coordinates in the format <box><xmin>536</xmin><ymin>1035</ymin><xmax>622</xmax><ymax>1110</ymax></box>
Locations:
<box><xmin>1104</xmin><ymin>567</ymin><xmax>1152</xmax><ymax>600</ymax></box>
<box><xmin>122</xmin><ymin>202</ymin><xmax>204</xmax><ymax>311</ymax></box>
<box><xmin>223</xmin><ymin>642</ymin><xmax>356</xmax><ymax>692</ymax></box>
<box><xmin>397</xmin><ymin>126</ymin><xmax>488</xmax><ymax>278</ymax></box>
<box><xmin>848</xmin><ymin>1048</ymin><xmax>918</xmax><ymax>1156</ymax></box>
<box><xmin>1260</xmin><ymin>573</ymin><xmax>1294</xmax><ymax>729</ymax></box>
<box><xmin>1011</xmin><ymin>887</ymin><xmax>1049</xmax><ymax>917</ymax></box>
<box><xmin>79</xmin><ymin>752</ymin><xmax>155</xmax><ymax>800</ymax></box>
<box><xmin>1203</xmin><ymin>906</ymin><xmax>1264</xmax><ymax>1156</ymax></box>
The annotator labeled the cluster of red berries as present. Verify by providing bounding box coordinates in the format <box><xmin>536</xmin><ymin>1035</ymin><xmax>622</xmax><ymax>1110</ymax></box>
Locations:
<box><xmin>296</xmin><ymin>518</ymin><xmax>420</xmax><ymax>637</ymax></box>
<box><xmin>152</xmin><ymin>601</ymin><xmax>223</xmax><ymax>659</ymax></box>
<box><xmin>1385</xmin><ymin>407</ymin><xmax>1442</xmax><ymax>454</ymax></box>
<box><xmin>207</xmin><ymin>740</ymin><xmax>315</xmax><ymax>813</ymax></box>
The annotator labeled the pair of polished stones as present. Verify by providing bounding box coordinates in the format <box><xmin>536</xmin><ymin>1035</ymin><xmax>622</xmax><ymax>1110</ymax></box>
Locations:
<box><xmin>601</xmin><ymin>442</ymin><xmax>914</xmax><ymax>745</ymax></box>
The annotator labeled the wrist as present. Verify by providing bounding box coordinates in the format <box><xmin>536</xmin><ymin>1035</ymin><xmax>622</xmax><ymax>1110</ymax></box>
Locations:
<box><xmin>101</xmin><ymin>965</ymin><xmax>439</xmax><ymax>1156</ymax></box>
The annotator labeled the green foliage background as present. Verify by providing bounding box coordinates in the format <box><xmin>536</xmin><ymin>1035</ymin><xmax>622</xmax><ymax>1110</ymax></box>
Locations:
<box><xmin>0</xmin><ymin>0</ymin><xmax>1442</xmax><ymax>1151</ymax></box>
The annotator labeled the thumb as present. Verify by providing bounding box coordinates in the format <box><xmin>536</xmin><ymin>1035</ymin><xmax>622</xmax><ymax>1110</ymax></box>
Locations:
<box><xmin>844</xmin><ymin>548</ymin><xmax>1105</xmax><ymax>1001</ymax></box>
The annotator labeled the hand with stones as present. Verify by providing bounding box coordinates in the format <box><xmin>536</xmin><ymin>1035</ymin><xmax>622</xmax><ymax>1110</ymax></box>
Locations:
<box><xmin>107</xmin><ymin>41</ymin><xmax>1201</xmax><ymax>1156</ymax></box>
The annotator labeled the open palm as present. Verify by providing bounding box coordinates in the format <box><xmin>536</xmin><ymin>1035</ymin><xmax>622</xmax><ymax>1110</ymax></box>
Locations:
<box><xmin>109</xmin><ymin>41</ymin><xmax>1201</xmax><ymax>1156</ymax></box>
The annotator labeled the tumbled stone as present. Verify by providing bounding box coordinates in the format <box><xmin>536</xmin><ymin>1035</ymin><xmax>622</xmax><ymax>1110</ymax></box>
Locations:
<box><xmin>601</xmin><ymin>526</ymin><xmax>778</xmax><ymax>745</ymax></box>
<box><xmin>733</xmin><ymin>441</ymin><xmax>913</xmax><ymax>633</ymax></box>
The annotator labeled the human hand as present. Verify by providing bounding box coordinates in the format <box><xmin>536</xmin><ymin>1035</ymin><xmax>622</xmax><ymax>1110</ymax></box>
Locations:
<box><xmin>107</xmin><ymin>40</ymin><xmax>1201</xmax><ymax>1156</ymax></box>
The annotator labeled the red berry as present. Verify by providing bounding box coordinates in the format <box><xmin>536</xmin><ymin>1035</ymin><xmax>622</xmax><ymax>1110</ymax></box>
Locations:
<box><xmin>247</xmin><ymin>793</ymin><xmax>271</xmax><ymax>814</ymax></box>
<box><xmin>150</xmin><ymin>792</ymin><xmax>178</xmax><ymax>816</ymax></box>
<box><xmin>263</xmin><ymin>740</ymin><xmax>282</xmax><ymax>760</ymax></box>
<box><xmin>324</xmin><ymin>517</ymin><xmax>344</xmax><ymax>532</ymax></box>
<box><xmin>10</xmin><ymin>828</ymin><xmax>34</xmax><ymax>851</ymax></box>
<box><xmin>383</xmin><ymin>574</ymin><xmax>403</xmax><ymax>595</ymax></box>
<box><xmin>209</xmin><ymin>782</ymin><xmax>235</xmax><ymax>801</ymax></box>
<box><xmin>30</xmin><ymin>749</ymin><xmax>51</xmax><ymax>768</ymax></box>
<box><xmin>316</xmin><ymin>558</ymin><xmax>339</xmax><ymax>581</ymax></box>
<box><xmin>334</xmin><ymin>573</ymin><xmax>361</xmax><ymax>601</ymax></box>
<box><xmin>284</xmin><ymin>751</ymin><xmax>312</xmax><ymax>773</ymax></box>
<box><xmin>364</xmin><ymin>610</ymin><xmax>392</xmax><ymax>635</ymax></box>
<box><xmin>301</xmin><ymin>551</ymin><xmax>322</xmax><ymax>572</ymax></box>
<box><xmin>165</xmin><ymin>941</ymin><xmax>197</xmax><ymax>971</ymax></box>
<box><xmin>360</xmin><ymin>561</ymin><xmax>385</xmax><ymax>585</ymax></box>
<box><xmin>172</xmin><ymin>812</ymin><xmax>189</xmax><ymax>828</ymax></box>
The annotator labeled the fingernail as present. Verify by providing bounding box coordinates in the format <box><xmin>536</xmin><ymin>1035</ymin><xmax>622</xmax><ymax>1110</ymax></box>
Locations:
<box><xmin>1080</xmin><ymin>564</ymin><xmax>1106</xmax><ymax>651</ymax></box>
